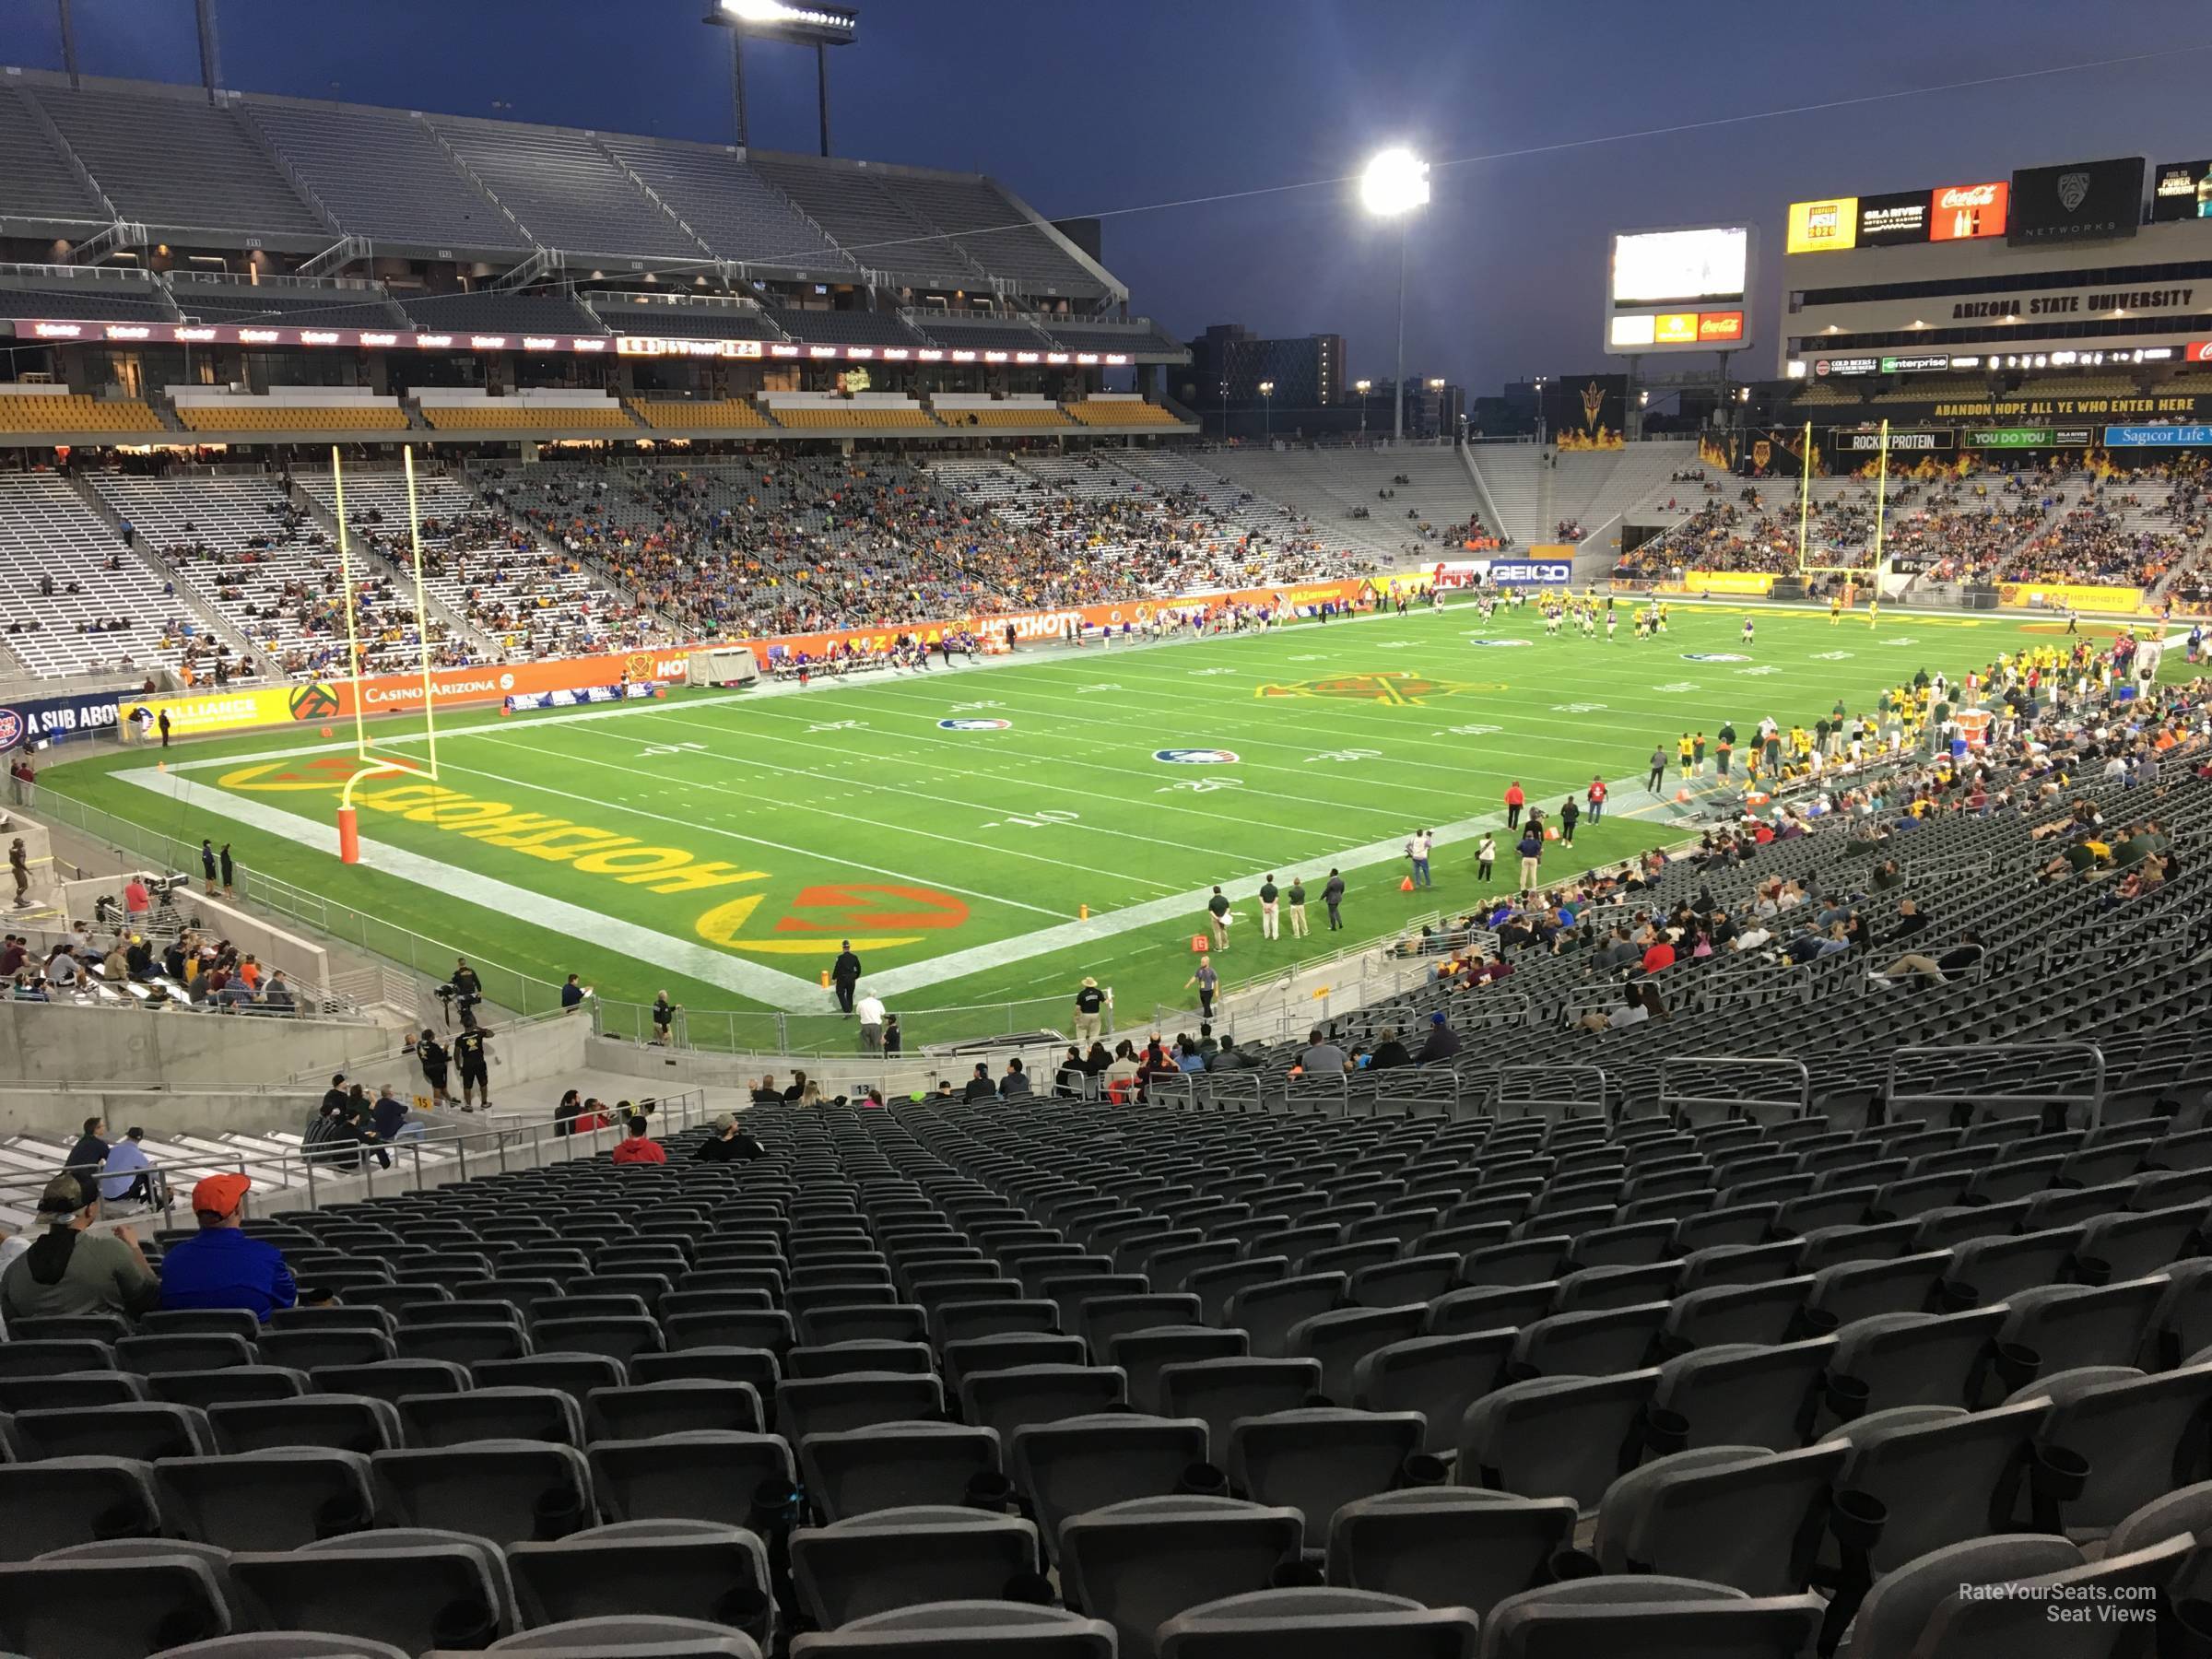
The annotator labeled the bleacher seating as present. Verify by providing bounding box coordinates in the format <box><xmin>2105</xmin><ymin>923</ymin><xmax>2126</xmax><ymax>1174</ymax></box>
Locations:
<box><xmin>749</xmin><ymin>154</ymin><xmax>982</xmax><ymax>284</ymax></box>
<box><xmin>770</xmin><ymin>309</ymin><xmax>927</xmax><ymax>349</ymax></box>
<box><xmin>0</xmin><ymin>285</ymin><xmax>179</xmax><ymax>323</ymax></box>
<box><xmin>27</xmin><ymin>83</ymin><xmax>327</xmax><ymax>239</ymax></box>
<box><xmin>396</xmin><ymin>290</ymin><xmax>603</xmax><ymax>338</ymax></box>
<box><xmin>592</xmin><ymin>298</ymin><xmax>785</xmax><ymax>341</ymax></box>
<box><xmin>1204</xmin><ymin>447</ymin><xmax>1493</xmax><ymax>560</ymax></box>
<box><xmin>426</xmin><ymin>117</ymin><xmax>704</xmax><ymax>260</ymax></box>
<box><xmin>171</xmin><ymin>394</ymin><xmax>409</xmax><ymax>435</ymax></box>
<box><xmin>1064</xmin><ymin>400</ymin><xmax>1183</xmax><ymax>428</ymax></box>
<box><xmin>306</xmin><ymin>465</ymin><xmax>669</xmax><ymax>660</ymax></box>
<box><xmin>1046</xmin><ymin>323</ymin><xmax>1187</xmax><ymax>358</ymax></box>
<box><xmin>592</xmin><ymin>135</ymin><xmax>854</xmax><ymax>273</ymax></box>
<box><xmin>626</xmin><ymin>397</ymin><xmax>776</xmax><ymax>431</ymax></box>
<box><xmin>0</xmin><ymin>84</ymin><xmax>109</xmax><ymax>226</ymax></box>
<box><xmin>91</xmin><ymin>472</ymin><xmax>459</xmax><ymax>680</ymax></box>
<box><xmin>886</xmin><ymin>175</ymin><xmax>1099</xmax><ymax>289</ymax></box>
<box><xmin>933</xmin><ymin>404</ymin><xmax>1073</xmax><ymax>429</ymax></box>
<box><xmin>166</xmin><ymin>283</ymin><xmax>408</xmax><ymax>331</ymax></box>
<box><xmin>765</xmin><ymin>401</ymin><xmax>939</xmax><ymax>432</ymax></box>
<box><xmin>419</xmin><ymin>404</ymin><xmax>635</xmax><ymax>432</ymax></box>
<box><xmin>910</xmin><ymin>320</ymin><xmax>1053</xmax><ymax>352</ymax></box>
<box><xmin>0</xmin><ymin>474</ymin><xmax>206</xmax><ymax>678</ymax></box>
<box><xmin>6</xmin><ymin>934</ymin><xmax>2212</xmax><ymax>1659</ymax></box>
<box><xmin>0</xmin><ymin>390</ymin><xmax>164</xmax><ymax>436</ymax></box>
<box><xmin>240</xmin><ymin>99</ymin><xmax>528</xmax><ymax>253</ymax></box>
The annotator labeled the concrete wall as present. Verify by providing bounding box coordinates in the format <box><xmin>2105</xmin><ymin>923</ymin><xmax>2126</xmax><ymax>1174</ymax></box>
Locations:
<box><xmin>57</xmin><ymin>875</ymin><xmax>334</xmax><ymax>996</ymax></box>
<box><xmin>4</xmin><ymin>818</ymin><xmax>60</xmax><ymax>910</ymax></box>
<box><xmin>0</xmin><ymin>998</ymin><xmax>396</xmax><ymax>1088</ymax></box>
<box><xmin>585</xmin><ymin>1031</ymin><xmax>1083</xmax><ymax>1103</ymax></box>
<box><xmin>0</xmin><ymin>1084</ymin><xmax>325</xmax><ymax>1140</ymax></box>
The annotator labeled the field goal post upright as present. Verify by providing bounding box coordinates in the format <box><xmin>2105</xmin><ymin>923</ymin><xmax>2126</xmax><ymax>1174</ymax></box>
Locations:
<box><xmin>330</xmin><ymin>444</ymin><xmax>442</xmax><ymax>865</ymax></box>
<box><xmin>1796</xmin><ymin>416</ymin><xmax>1891</xmax><ymax>607</ymax></box>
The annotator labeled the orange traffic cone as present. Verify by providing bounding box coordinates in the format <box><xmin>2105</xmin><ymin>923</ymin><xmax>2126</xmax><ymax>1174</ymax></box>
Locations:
<box><xmin>1399</xmin><ymin>876</ymin><xmax>1415</xmax><ymax>891</ymax></box>
<box><xmin>1545</xmin><ymin>826</ymin><xmax>1559</xmax><ymax>841</ymax></box>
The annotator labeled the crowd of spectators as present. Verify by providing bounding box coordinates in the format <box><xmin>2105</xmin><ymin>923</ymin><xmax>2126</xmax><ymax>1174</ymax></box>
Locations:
<box><xmin>4</xmin><ymin>920</ymin><xmax>300</xmax><ymax>1014</ymax></box>
<box><xmin>1617</xmin><ymin>460</ymin><xmax>2212</xmax><ymax>594</ymax></box>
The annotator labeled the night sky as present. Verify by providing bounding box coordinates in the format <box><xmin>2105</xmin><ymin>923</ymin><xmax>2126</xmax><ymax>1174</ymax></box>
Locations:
<box><xmin>15</xmin><ymin>1</ymin><xmax>2212</xmax><ymax>396</ymax></box>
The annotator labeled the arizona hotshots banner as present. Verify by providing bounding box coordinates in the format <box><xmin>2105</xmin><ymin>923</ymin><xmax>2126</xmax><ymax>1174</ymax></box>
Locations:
<box><xmin>115</xmin><ymin>581</ymin><xmax>1374</xmax><ymax>739</ymax></box>
<box><xmin>120</xmin><ymin>647</ymin><xmax>697</xmax><ymax>740</ymax></box>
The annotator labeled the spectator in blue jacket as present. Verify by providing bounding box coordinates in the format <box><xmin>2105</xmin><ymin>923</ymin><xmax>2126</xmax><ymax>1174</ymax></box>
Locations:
<box><xmin>158</xmin><ymin>1173</ymin><xmax>296</xmax><ymax>1321</ymax></box>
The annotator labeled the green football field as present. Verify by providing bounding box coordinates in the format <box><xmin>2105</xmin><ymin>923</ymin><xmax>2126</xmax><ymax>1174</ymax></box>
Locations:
<box><xmin>36</xmin><ymin>598</ymin><xmax>2167</xmax><ymax>1053</ymax></box>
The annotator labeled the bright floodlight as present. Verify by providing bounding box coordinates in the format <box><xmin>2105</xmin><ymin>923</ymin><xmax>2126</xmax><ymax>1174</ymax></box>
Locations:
<box><xmin>712</xmin><ymin>0</ymin><xmax>858</xmax><ymax>39</ymax></box>
<box><xmin>1360</xmin><ymin>148</ymin><xmax>1430</xmax><ymax>218</ymax></box>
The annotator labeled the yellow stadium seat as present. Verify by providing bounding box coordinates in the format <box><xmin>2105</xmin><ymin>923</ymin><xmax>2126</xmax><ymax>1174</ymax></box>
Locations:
<box><xmin>421</xmin><ymin>405</ymin><xmax>638</xmax><ymax>429</ymax></box>
<box><xmin>177</xmin><ymin>404</ymin><xmax>409</xmax><ymax>432</ymax></box>
<box><xmin>767</xmin><ymin>406</ymin><xmax>940</xmax><ymax>429</ymax></box>
<box><xmin>937</xmin><ymin>406</ymin><xmax>1073</xmax><ymax>429</ymax></box>
<box><xmin>1063</xmin><ymin>400</ymin><xmax>1182</xmax><ymax>428</ymax></box>
<box><xmin>626</xmin><ymin>398</ymin><xmax>775</xmax><ymax>430</ymax></box>
<box><xmin>0</xmin><ymin>394</ymin><xmax>163</xmax><ymax>434</ymax></box>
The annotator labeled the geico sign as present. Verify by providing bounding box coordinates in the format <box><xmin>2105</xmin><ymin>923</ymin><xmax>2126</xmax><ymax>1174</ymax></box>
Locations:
<box><xmin>1489</xmin><ymin>561</ymin><xmax>1572</xmax><ymax>584</ymax></box>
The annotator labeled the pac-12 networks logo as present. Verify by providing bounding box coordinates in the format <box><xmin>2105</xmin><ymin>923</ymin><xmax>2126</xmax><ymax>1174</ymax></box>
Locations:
<box><xmin>1155</xmin><ymin>748</ymin><xmax>1240</xmax><ymax>764</ymax></box>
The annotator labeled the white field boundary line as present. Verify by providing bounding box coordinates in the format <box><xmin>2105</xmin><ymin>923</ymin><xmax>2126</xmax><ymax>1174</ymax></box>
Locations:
<box><xmin>120</xmin><ymin>756</ymin><xmax>1675</xmax><ymax>1007</ymax></box>
<box><xmin>116</xmin><ymin>767</ymin><xmax>832</xmax><ymax>1012</ymax></box>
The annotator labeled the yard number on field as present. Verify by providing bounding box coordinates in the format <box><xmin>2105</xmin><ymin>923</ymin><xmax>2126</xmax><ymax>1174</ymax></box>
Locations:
<box><xmin>1306</xmin><ymin>747</ymin><xmax>1382</xmax><ymax>764</ymax></box>
<box><xmin>982</xmin><ymin>809</ymin><xmax>1081</xmax><ymax>830</ymax></box>
<box><xmin>640</xmin><ymin>740</ymin><xmax>708</xmax><ymax>758</ymax></box>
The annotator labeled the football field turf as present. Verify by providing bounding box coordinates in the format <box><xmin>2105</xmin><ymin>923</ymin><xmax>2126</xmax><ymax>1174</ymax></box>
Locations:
<box><xmin>37</xmin><ymin>599</ymin><xmax>2164</xmax><ymax>1052</ymax></box>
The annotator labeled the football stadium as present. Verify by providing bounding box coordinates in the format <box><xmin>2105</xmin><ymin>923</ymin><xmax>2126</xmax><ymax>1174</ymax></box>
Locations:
<box><xmin>2</xmin><ymin>6</ymin><xmax>2212</xmax><ymax>1657</ymax></box>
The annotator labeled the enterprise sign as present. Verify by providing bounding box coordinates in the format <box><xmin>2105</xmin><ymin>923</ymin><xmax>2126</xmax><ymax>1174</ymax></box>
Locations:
<box><xmin>6</xmin><ymin>319</ymin><xmax>1131</xmax><ymax>366</ymax></box>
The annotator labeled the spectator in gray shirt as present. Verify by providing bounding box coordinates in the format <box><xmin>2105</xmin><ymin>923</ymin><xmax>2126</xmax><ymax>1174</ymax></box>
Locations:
<box><xmin>1300</xmin><ymin>1028</ymin><xmax>1349</xmax><ymax>1075</ymax></box>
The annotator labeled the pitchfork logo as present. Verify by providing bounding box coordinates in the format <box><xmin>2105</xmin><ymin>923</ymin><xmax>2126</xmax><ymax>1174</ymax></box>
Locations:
<box><xmin>2056</xmin><ymin>171</ymin><xmax>2090</xmax><ymax>213</ymax></box>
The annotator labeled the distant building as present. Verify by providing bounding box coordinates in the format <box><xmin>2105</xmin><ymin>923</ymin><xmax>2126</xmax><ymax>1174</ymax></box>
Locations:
<box><xmin>1182</xmin><ymin>324</ymin><xmax>1346</xmax><ymax>414</ymax></box>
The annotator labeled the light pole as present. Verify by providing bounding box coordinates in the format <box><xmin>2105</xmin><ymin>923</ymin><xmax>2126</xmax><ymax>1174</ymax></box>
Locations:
<box><xmin>1259</xmin><ymin>380</ymin><xmax>1275</xmax><ymax>441</ymax></box>
<box><xmin>1359</xmin><ymin>147</ymin><xmax>1429</xmax><ymax>447</ymax></box>
<box><xmin>1425</xmin><ymin>377</ymin><xmax>1444</xmax><ymax>441</ymax></box>
<box><xmin>1355</xmin><ymin>378</ymin><xmax>1371</xmax><ymax>443</ymax></box>
<box><xmin>704</xmin><ymin>0</ymin><xmax>857</xmax><ymax>156</ymax></box>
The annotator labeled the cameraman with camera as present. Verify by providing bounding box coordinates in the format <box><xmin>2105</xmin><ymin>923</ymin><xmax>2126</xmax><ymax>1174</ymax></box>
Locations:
<box><xmin>439</xmin><ymin>957</ymin><xmax>485</xmax><ymax>1032</ymax></box>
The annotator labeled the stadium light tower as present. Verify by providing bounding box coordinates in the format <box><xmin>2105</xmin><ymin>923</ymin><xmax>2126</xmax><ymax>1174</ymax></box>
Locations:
<box><xmin>1359</xmin><ymin>147</ymin><xmax>1429</xmax><ymax>445</ymax></box>
<box><xmin>1259</xmin><ymin>379</ymin><xmax>1275</xmax><ymax>441</ymax></box>
<box><xmin>705</xmin><ymin>0</ymin><xmax>858</xmax><ymax>157</ymax></box>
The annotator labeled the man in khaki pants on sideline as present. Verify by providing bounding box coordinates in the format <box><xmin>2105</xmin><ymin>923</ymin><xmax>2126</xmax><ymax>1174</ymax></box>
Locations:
<box><xmin>1074</xmin><ymin>978</ymin><xmax>1106</xmax><ymax>1045</ymax></box>
<box><xmin>1286</xmin><ymin>876</ymin><xmax>1309</xmax><ymax>937</ymax></box>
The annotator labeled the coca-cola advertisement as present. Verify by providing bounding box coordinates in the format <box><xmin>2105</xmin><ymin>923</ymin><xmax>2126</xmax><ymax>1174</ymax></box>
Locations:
<box><xmin>1928</xmin><ymin>181</ymin><xmax>2008</xmax><ymax>241</ymax></box>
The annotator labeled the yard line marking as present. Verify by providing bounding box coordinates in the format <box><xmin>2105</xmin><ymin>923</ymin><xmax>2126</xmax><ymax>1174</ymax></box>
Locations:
<box><xmin>861</xmin><ymin>765</ymin><xmax>1661</xmax><ymax>997</ymax></box>
<box><xmin>535</xmin><ymin>725</ymin><xmax>1230</xmax><ymax>885</ymax></box>
<box><xmin>116</xmin><ymin>768</ymin><xmax>830</xmax><ymax>1010</ymax></box>
<box><xmin>456</xmin><ymin>735</ymin><xmax>1128</xmax><ymax>907</ymax></box>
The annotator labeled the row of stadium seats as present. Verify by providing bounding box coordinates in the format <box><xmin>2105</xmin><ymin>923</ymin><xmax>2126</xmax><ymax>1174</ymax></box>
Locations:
<box><xmin>0</xmin><ymin>392</ymin><xmax>1190</xmax><ymax>436</ymax></box>
<box><xmin>6</xmin><ymin>1099</ymin><xmax>2212</xmax><ymax>1655</ymax></box>
<box><xmin>1</xmin><ymin>76</ymin><xmax>1105</xmax><ymax>297</ymax></box>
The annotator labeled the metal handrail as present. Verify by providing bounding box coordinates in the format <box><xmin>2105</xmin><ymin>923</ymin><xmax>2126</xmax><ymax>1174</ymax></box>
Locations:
<box><xmin>4</xmin><ymin>1089</ymin><xmax>710</xmax><ymax>1228</ymax></box>
<box><xmin>1494</xmin><ymin>1064</ymin><xmax>1611</xmax><ymax>1121</ymax></box>
<box><xmin>1883</xmin><ymin>1042</ymin><xmax>2106</xmax><ymax>1134</ymax></box>
<box><xmin>1657</xmin><ymin>1053</ymin><xmax>1812</xmax><ymax>1128</ymax></box>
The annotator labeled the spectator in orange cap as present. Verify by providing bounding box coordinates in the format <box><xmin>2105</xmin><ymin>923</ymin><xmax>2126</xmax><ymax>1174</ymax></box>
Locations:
<box><xmin>157</xmin><ymin>1172</ymin><xmax>297</xmax><ymax>1320</ymax></box>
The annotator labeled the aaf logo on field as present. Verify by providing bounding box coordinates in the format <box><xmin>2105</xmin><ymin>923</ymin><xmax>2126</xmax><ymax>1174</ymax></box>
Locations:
<box><xmin>939</xmin><ymin>718</ymin><xmax>1012</xmax><ymax>731</ymax></box>
<box><xmin>1155</xmin><ymin>747</ymin><xmax>1241</xmax><ymax>764</ymax></box>
<box><xmin>1681</xmin><ymin>653</ymin><xmax>1749</xmax><ymax>663</ymax></box>
<box><xmin>1466</xmin><ymin>637</ymin><xmax>1533</xmax><ymax>648</ymax></box>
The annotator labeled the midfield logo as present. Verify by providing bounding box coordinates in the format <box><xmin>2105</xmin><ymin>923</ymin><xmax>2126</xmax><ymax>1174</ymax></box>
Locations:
<box><xmin>1254</xmin><ymin>672</ymin><xmax>1495</xmax><ymax>705</ymax></box>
